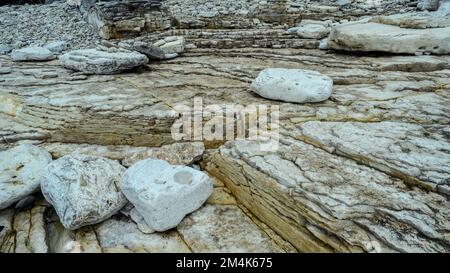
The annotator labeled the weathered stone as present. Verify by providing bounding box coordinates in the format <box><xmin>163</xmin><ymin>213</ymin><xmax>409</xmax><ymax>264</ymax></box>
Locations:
<box><xmin>59</xmin><ymin>48</ymin><xmax>149</xmax><ymax>74</ymax></box>
<box><xmin>178</xmin><ymin>205</ymin><xmax>285</xmax><ymax>253</ymax></box>
<box><xmin>251</xmin><ymin>68</ymin><xmax>333</xmax><ymax>103</ymax></box>
<box><xmin>0</xmin><ymin>200</ymin><xmax>49</xmax><ymax>253</ymax></box>
<box><xmin>328</xmin><ymin>22</ymin><xmax>450</xmax><ymax>55</ymax></box>
<box><xmin>45</xmin><ymin>41</ymin><xmax>68</xmax><ymax>54</ymax></box>
<box><xmin>95</xmin><ymin>218</ymin><xmax>191</xmax><ymax>253</ymax></box>
<box><xmin>0</xmin><ymin>144</ymin><xmax>52</xmax><ymax>210</ymax></box>
<box><xmin>296</xmin><ymin>121</ymin><xmax>450</xmax><ymax>196</ymax></box>
<box><xmin>41</xmin><ymin>142</ymin><xmax>205</xmax><ymax>167</ymax></box>
<box><xmin>296</xmin><ymin>22</ymin><xmax>330</xmax><ymax>39</ymax></box>
<box><xmin>11</xmin><ymin>47</ymin><xmax>56</xmax><ymax>62</ymax></box>
<box><xmin>121</xmin><ymin>159</ymin><xmax>213</xmax><ymax>232</ymax></box>
<box><xmin>40</xmin><ymin>155</ymin><xmax>127</xmax><ymax>230</ymax></box>
<box><xmin>206</xmin><ymin>139</ymin><xmax>450</xmax><ymax>252</ymax></box>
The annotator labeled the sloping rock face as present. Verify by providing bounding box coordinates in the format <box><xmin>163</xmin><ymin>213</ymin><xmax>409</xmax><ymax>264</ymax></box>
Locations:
<box><xmin>328</xmin><ymin>22</ymin><xmax>450</xmax><ymax>55</ymax></box>
<box><xmin>206</xmin><ymin>139</ymin><xmax>450</xmax><ymax>253</ymax></box>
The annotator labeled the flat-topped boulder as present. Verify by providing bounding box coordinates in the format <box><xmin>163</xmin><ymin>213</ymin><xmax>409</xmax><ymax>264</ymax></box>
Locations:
<box><xmin>251</xmin><ymin>68</ymin><xmax>333</xmax><ymax>103</ymax></box>
<box><xmin>59</xmin><ymin>48</ymin><xmax>149</xmax><ymax>74</ymax></box>
<box><xmin>11</xmin><ymin>46</ymin><xmax>56</xmax><ymax>62</ymax></box>
<box><xmin>328</xmin><ymin>22</ymin><xmax>450</xmax><ymax>55</ymax></box>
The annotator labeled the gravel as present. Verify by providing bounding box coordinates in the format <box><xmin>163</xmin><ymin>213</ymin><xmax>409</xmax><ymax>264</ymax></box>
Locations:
<box><xmin>0</xmin><ymin>2</ymin><xmax>101</xmax><ymax>54</ymax></box>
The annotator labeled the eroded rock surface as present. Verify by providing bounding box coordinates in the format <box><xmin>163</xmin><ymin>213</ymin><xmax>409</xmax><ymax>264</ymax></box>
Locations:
<box><xmin>40</xmin><ymin>155</ymin><xmax>127</xmax><ymax>230</ymax></box>
<box><xmin>0</xmin><ymin>144</ymin><xmax>52</xmax><ymax>209</ymax></box>
<box><xmin>121</xmin><ymin>159</ymin><xmax>213</xmax><ymax>232</ymax></box>
<box><xmin>59</xmin><ymin>48</ymin><xmax>149</xmax><ymax>74</ymax></box>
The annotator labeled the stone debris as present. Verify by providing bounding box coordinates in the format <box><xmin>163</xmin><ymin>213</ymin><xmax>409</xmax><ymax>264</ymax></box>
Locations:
<box><xmin>121</xmin><ymin>159</ymin><xmax>213</xmax><ymax>232</ymax></box>
<box><xmin>40</xmin><ymin>155</ymin><xmax>127</xmax><ymax>230</ymax></box>
<box><xmin>251</xmin><ymin>68</ymin><xmax>333</xmax><ymax>103</ymax></box>
<box><xmin>0</xmin><ymin>144</ymin><xmax>52</xmax><ymax>210</ymax></box>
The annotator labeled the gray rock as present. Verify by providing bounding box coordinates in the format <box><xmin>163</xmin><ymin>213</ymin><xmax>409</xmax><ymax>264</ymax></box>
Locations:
<box><xmin>59</xmin><ymin>48</ymin><xmax>149</xmax><ymax>75</ymax></box>
<box><xmin>129</xmin><ymin>41</ymin><xmax>167</xmax><ymax>60</ymax></box>
<box><xmin>11</xmin><ymin>46</ymin><xmax>56</xmax><ymax>62</ymax></box>
<box><xmin>40</xmin><ymin>155</ymin><xmax>127</xmax><ymax>230</ymax></box>
<box><xmin>0</xmin><ymin>144</ymin><xmax>52</xmax><ymax>210</ymax></box>
<box><xmin>0</xmin><ymin>44</ymin><xmax>13</xmax><ymax>55</ymax></box>
<box><xmin>417</xmin><ymin>0</ymin><xmax>440</xmax><ymax>11</ymax></box>
<box><xmin>251</xmin><ymin>68</ymin><xmax>333</xmax><ymax>103</ymax></box>
<box><xmin>45</xmin><ymin>41</ymin><xmax>67</xmax><ymax>54</ymax></box>
<box><xmin>328</xmin><ymin>22</ymin><xmax>450</xmax><ymax>55</ymax></box>
<box><xmin>120</xmin><ymin>159</ymin><xmax>213</xmax><ymax>232</ymax></box>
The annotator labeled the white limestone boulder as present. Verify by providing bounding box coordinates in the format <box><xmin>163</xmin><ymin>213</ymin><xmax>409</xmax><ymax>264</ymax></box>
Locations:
<box><xmin>0</xmin><ymin>144</ymin><xmax>52</xmax><ymax>209</ymax></box>
<box><xmin>328</xmin><ymin>22</ymin><xmax>450</xmax><ymax>55</ymax></box>
<box><xmin>120</xmin><ymin>159</ymin><xmax>213</xmax><ymax>232</ymax></box>
<box><xmin>11</xmin><ymin>46</ymin><xmax>56</xmax><ymax>61</ymax></box>
<box><xmin>154</xmin><ymin>36</ymin><xmax>186</xmax><ymax>55</ymax></box>
<box><xmin>296</xmin><ymin>23</ymin><xmax>330</xmax><ymax>39</ymax></box>
<box><xmin>59</xmin><ymin>48</ymin><xmax>149</xmax><ymax>74</ymax></box>
<box><xmin>250</xmin><ymin>68</ymin><xmax>333</xmax><ymax>103</ymax></box>
<box><xmin>40</xmin><ymin>155</ymin><xmax>127</xmax><ymax>230</ymax></box>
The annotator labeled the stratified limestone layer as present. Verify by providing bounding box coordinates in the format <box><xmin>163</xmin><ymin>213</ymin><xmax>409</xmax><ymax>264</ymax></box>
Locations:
<box><xmin>294</xmin><ymin>121</ymin><xmax>450</xmax><ymax>196</ymax></box>
<box><xmin>206</xmin><ymin>139</ymin><xmax>450</xmax><ymax>253</ymax></box>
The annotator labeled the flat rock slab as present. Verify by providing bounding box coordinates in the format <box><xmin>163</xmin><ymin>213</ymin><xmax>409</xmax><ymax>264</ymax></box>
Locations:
<box><xmin>328</xmin><ymin>22</ymin><xmax>450</xmax><ymax>55</ymax></box>
<box><xmin>121</xmin><ymin>159</ymin><xmax>213</xmax><ymax>232</ymax></box>
<box><xmin>296</xmin><ymin>121</ymin><xmax>450</xmax><ymax>195</ymax></box>
<box><xmin>59</xmin><ymin>48</ymin><xmax>149</xmax><ymax>74</ymax></box>
<box><xmin>178</xmin><ymin>204</ymin><xmax>285</xmax><ymax>253</ymax></box>
<box><xmin>251</xmin><ymin>68</ymin><xmax>333</xmax><ymax>103</ymax></box>
<box><xmin>40</xmin><ymin>155</ymin><xmax>127</xmax><ymax>230</ymax></box>
<box><xmin>0</xmin><ymin>144</ymin><xmax>52</xmax><ymax>209</ymax></box>
<box><xmin>11</xmin><ymin>47</ymin><xmax>56</xmax><ymax>62</ymax></box>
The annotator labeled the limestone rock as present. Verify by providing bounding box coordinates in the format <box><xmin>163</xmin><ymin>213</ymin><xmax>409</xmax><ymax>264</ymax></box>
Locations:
<box><xmin>0</xmin><ymin>200</ymin><xmax>49</xmax><ymax>253</ymax></box>
<box><xmin>41</xmin><ymin>142</ymin><xmax>205</xmax><ymax>167</ymax></box>
<box><xmin>120</xmin><ymin>159</ymin><xmax>213</xmax><ymax>232</ymax></box>
<box><xmin>95</xmin><ymin>218</ymin><xmax>191</xmax><ymax>253</ymax></box>
<box><xmin>126</xmin><ymin>41</ymin><xmax>167</xmax><ymax>60</ymax></box>
<box><xmin>59</xmin><ymin>48</ymin><xmax>149</xmax><ymax>74</ymax></box>
<box><xmin>0</xmin><ymin>144</ymin><xmax>52</xmax><ymax>209</ymax></box>
<box><xmin>40</xmin><ymin>155</ymin><xmax>127</xmax><ymax>230</ymax></box>
<box><xmin>296</xmin><ymin>22</ymin><xmax>330</xmax><ymax>39</ymax></box>
<box><xmin>155</xmin><ymin>36</ymin><xmax>186</xmax><ymax>55</ymax></box>
<box><xmin>11</xmin><ymin>47</ymin><xmax>56</xmax><ymax>62</ymax></box>
<box><xmin>45</xmin><ymin>41</ymin><xmax>67</xmax><ymax>54</ymax></box>
<box><xmin>296</xmin><ymin>121</ymin><xmax>450</xmax><ymax>196</ymax></box>
<box><xmin>178</xmin><ymin>205</ymin><xmax>285</xmax><ymax>253</ymax></box>
<box><xmin>417</xmin><ymin>0</ymin><xmax>440</xmax><ymax>11</ymax></box>
<box><xmin>206</xmin><ymin>139</ymin><xmax>450</xmax><ymax>252</ymax></box>
<box><xmin>251</xmin><ymin>68</ymin><xmax>333</xmax><ymax>103</ymax></box>
<box><xmin>328</xmin><ymin>22</ymin><xmax>450</xmax><ymax>55</ymax></box>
